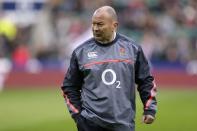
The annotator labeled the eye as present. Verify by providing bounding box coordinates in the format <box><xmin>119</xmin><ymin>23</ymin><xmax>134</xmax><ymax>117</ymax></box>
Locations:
<box><xmin>97</xmin><ymin>23</ymin><xmax>104</xmax><ymax>26</ymax></box>
<box><xmin>92</xmin><ymin>22</ymin><xmax>104</xmax><ymax>27</ymax></box>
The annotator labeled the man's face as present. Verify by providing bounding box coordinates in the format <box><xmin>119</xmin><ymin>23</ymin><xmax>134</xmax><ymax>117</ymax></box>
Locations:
<box><xmin>92</xmin><ymin>12</ymin><xmax>117</xmax><ymax>42</ymax></box>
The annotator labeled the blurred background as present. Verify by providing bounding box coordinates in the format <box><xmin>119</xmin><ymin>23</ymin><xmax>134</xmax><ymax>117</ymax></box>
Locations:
<box><xmin>0</xmin><ymin>0</ymin><xmax>197</xmax><ymax>131</ymax></box>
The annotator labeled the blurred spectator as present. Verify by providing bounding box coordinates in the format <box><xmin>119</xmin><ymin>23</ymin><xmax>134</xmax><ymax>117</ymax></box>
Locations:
<box><xmin>186</xmin><ymin>60</ymin><xmax>197</xmax><ymax>75</ymax></box>
<box><xmin>12</xmin><ymin>44</ymin><xmax>30</xmax><ymax>70</ymax></box>
<box><xmin>0</xmin><ymin>52</ymin><xmax>12</xmax><ymax>91</ymax></box>
<box><xmin>0</xmin><ymin>17</ymin><xmax>17</xmax><ymax>56</ymax></box>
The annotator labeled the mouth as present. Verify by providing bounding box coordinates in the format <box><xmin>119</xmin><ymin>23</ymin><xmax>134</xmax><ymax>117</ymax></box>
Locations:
<box><xmin>93</xmin><ymin>33</ymin><xmax>101</xmax><ymax>37</ymax></box>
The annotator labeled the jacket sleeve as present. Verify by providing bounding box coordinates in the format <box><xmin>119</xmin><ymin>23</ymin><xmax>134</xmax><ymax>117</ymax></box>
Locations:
<box><xmin>61</xmin><ymin>51</ymin><xmax>83</xmax><ymax>118</ymax></box>
<box><xmin>135</xmin><ymin>46</ymin><xmax>157</xmax><ymax>117</ymax></box>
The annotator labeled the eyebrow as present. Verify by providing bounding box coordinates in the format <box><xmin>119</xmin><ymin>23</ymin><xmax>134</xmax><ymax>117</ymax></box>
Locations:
<box><xmin>92</xmin><ymin>21</ymin><xmax>104</xmax><ymax>24</ymax></box>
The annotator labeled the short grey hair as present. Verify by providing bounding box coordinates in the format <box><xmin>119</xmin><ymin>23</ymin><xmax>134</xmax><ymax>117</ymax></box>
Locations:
<box><xmin>94</xmin><ymin>6</ymin><xmax>118</xmax><ymax>21</ymax></box>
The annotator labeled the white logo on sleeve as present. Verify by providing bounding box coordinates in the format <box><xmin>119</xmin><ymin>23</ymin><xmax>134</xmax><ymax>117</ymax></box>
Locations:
<box><xmin>87</xmin><ymin>52</ymin><xmax>98</xmax><ymax>59</ymax></box>
<box><xmin>101</xmin><ymin>69</ymin><xmax>121</xmax><ymax>88</ymax></box>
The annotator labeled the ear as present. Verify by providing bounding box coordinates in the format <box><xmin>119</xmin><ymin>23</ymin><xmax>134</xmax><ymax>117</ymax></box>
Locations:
<box><xmin>113</xmin><ymin>21</ymin><xmax>118</xmax><ymax>30</ymax></box>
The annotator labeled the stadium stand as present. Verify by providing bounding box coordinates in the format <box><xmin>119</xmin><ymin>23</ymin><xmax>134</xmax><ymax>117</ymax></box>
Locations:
<box><xmin>0</xmin><ymin>0</ymin><xmax>197</xmax><ymax>88</ymax></box>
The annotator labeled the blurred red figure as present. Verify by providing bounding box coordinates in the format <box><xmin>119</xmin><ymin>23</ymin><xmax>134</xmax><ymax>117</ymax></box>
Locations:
<box><xmin>12</xmin><ymin>44</ymin><xmax>30</xmax><ymax>70</ymax></box>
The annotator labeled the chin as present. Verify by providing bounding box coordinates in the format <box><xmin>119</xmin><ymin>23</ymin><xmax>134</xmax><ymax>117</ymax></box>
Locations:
<box><xmin>94</xmin><ymin>36</ymin><xmax>102</xmax><ymax>41</ymax></box>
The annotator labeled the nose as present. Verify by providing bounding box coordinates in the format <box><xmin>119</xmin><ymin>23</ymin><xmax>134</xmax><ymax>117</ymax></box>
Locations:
<box><xmin>93</xmin><ymin>25</ymin><xmax>99</xmax><ymax>32</ymax></box>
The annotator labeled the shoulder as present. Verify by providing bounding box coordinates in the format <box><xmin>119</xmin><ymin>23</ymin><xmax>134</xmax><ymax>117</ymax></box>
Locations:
<box><xmin>73</xmin><ymin>37</ymin><xmax>95</xmax><ymax>54</ymax></box>
<box><xmin>118</xmin><ymin>33</ymin><xmax>140</xmax><ymax>51</ymax></box>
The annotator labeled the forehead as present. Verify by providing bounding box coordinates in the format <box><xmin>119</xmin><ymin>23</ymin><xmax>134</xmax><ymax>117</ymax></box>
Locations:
<box><xmin>92</xmin><ymin>11</ymin><xmax>111</xmax><ymax>22</ymax></box>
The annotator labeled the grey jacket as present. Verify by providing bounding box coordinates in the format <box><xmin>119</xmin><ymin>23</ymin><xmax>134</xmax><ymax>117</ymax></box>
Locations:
<box><xmin>61</xmin><ymin>33</ymin><xmax>157</xmax><ymax>131</ymax></box>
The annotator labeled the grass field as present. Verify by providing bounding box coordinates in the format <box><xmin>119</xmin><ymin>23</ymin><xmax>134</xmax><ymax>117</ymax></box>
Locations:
<box><xmin>0</xmin><ymin>87</ymin><xmax>197</xmax><ymax>131</ymax></box>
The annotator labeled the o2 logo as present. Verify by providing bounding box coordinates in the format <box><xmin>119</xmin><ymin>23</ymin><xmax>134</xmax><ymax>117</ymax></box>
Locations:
<box><xmin>101</xmin><ymin>69</ymin><xmax>121</xmax><ymax>88</ymax></box>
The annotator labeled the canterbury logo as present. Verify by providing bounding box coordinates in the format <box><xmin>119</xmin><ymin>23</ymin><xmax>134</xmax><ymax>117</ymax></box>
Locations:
<box><xmin>87</xmin><ymin>52</ymin><xmax>98</xmax><ymax>59</ymax></box>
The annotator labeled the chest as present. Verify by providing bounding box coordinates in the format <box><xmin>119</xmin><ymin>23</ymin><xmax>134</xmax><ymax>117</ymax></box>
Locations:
<box><xmin>77</xmin><ymin>44</ymin><xmax>136</xmax><ymax>70</ymax></box>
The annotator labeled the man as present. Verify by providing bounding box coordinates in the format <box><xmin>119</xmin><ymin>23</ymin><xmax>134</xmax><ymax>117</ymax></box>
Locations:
<box><xmin>61</xmin><ymin>6</ymin><xmax>157</xmax><ymax>131</ymax></box>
